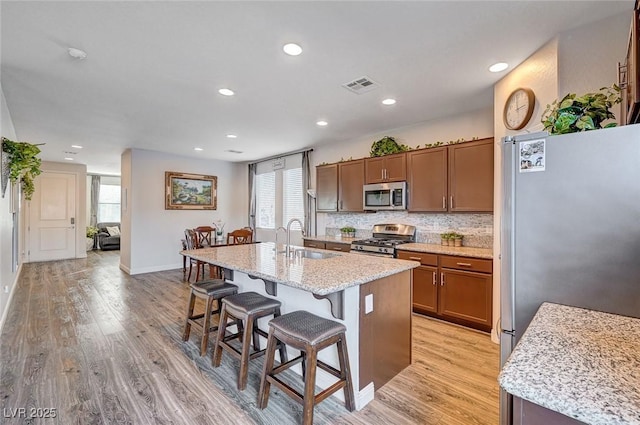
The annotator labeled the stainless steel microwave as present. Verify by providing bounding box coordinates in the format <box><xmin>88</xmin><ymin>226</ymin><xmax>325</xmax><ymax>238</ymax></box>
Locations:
<box><xmin>363</xmin><ymin>182</ymin><xmax>407</xmax><ymax>211</ymax></box>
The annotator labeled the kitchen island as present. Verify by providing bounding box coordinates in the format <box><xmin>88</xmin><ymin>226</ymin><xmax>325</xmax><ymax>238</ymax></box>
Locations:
<box><xmin>499</xmin><ymin>302</ymin><xmax>640</xmax><ymax>425</ymax></box>
<box><xmin>182</xmin><ymin>242</ymin><xmax>420</xmax><ymax>409</ymax></box>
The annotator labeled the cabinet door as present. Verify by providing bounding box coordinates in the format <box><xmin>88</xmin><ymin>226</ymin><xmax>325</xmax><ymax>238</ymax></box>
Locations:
<box><xmin>413</xmin><ymin>266</ymin><xmax>438</xmax><ymax>314</ymax></box>
<box><xmin>316</xmin><ymin>164</ymin><xmax>338</xmax><ymax>211</ymax></box>
<box><xmin>325</xmin><ymin>241</ymin><xmax>350</xmax><ymax>252</ymax></box>
<box><xmin>448</xmin><ymin>138</ymin><xmax>494</xmax><ymax>212</ymax></box>
<box><xmin>384</xmin><ymin>153</ymin><xmax>407</xmax><ymax>182</ymax></box>
<box><xmin>439</xmin><ymin>269</ymin><xmax>492</xmax><ymax>329</ymax></box>
<box><xmin>338</xmin><ymin>160</ymin><xmax>364</xmax><ymax>212</ymax></box>
<box><xmin>365</xmin><ymin>157</ymin><xmax>386</xmax><ymax>184</ymax></box>
<box><xmin>407</xmin><ymin>147</ymin><xmax>447</xmax><ymax>212</ymax></box>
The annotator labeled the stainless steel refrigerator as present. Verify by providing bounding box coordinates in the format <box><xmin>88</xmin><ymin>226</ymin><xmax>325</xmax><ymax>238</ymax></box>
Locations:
<box><xmin>499</xmin><ymin>124</ymin><xmax>640</xmax><ymax>425</ymax></box>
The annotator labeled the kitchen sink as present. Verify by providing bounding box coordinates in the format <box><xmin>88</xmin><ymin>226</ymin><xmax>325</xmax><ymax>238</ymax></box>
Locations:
<box><xmin>293</xmin><ymin>249</ymin><xmax>339</xmax><ymax>260</ymax></box>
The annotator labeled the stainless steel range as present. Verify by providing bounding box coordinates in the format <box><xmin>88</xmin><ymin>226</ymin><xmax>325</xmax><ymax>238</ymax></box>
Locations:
<box><xmin>350</xmin><ymin>224</ymin><xmax>416</xmax><ymax>257</ymax></box>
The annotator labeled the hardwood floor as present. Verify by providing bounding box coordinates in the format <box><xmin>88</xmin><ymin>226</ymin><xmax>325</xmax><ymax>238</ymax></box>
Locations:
<box><xmin>0</xmin><ymin>251</ymin><xmax>499</xmax><ymax>424</ymax></box>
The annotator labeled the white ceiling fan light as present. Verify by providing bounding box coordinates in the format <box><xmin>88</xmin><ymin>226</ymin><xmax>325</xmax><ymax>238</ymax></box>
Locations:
<box><xmin>283</xmin><ymin>43</ymin><xmax>303</xmax><ymax>56</ymax></box>
<box><xmin>67</xmin><ymin>47</ymin><xmax>87</xmax><ymax>60</ymax></box>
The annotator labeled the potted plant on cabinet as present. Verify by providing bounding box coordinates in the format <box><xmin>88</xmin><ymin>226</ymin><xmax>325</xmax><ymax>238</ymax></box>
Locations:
<box><xmin>340</xmin><ymin>226</ymin><xmax>356</xmax><ymax>238</ymax></box>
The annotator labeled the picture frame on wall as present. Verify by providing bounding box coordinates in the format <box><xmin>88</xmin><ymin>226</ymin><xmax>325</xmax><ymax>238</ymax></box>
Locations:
<box><xmin>165</xmin><ymin>171</ymin><xmax>217</xmax><ymax>210</ymax></box>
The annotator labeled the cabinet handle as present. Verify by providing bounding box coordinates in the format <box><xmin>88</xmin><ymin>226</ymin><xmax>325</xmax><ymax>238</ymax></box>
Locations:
<box><xmin>456</xmin><ymin>262</ymin><xmax>472</xmax><ymax>267</ymax></box>
<box><xmin>442</xmin><ymin>196</ymin><xmax>446</xmax><ymax>209</ymax></box>
<box><xmin>450</xmin><ymin>196</ymin><xmax>454</xmax><ymax>209</ymax></box>
<box><xmin>409</xmin><ymin>256</ymin><xmax>422</xmax><ymax>261</ymax></box>
<box><xmin>384</xmin><ymin>169</ymin><xmax>388</xmax><ymax>180</ymax></box>
<box><xmin>332</xmin><ymin>247</ymin><xmax>343</xmax><ymax>251</ymax></box>
<box><xmin>432</xmin><ymin>271</ymin><xmax>437</xmax><ymax>286</ymax></box>
<box><xmin>339</xmin><ymin>200</ymin><xmax>343</xmax><ymax>210</ymax></box>
<box><xmin>440</xmin><ymin>272</ymin><xmax>445</xmax><ymax>286</ymax></box>
<box><xmin>381</xmin><ymin>169</ymin><xmax>385</xmax><ymax>180</ymax></box>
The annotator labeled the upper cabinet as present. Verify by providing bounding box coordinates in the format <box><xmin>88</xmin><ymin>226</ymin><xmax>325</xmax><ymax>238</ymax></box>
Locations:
<box><xmin>316</xmin><ymin>159</ymin><xmax>364</xmax><ymax>212</ymax></box>
<box><xmin>408</xmin><ymin>138</ymin><xmax>494</xmax><ymax>213</ymax></box>
<box><xmin>621</xmin><ymin>1</ymin><xmax>640</xmax><ymax>125</ymax></box>
<box><xmin>365</xmin><ymin>153</ymin><xmax>407</xmax><ymax>184</ymax></box>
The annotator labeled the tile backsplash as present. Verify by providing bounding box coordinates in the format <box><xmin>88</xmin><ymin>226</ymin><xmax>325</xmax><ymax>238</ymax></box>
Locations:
<box><xmin>319</xmin><ymin>211</ymin><xmax>493</xmax><ymax>248</ymax></box>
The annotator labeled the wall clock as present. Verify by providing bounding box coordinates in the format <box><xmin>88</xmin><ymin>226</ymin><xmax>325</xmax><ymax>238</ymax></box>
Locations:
<box><xmin>503</xmin><ymin>88</ymin><xmax>536</xmax><ymax>130</ymax></box>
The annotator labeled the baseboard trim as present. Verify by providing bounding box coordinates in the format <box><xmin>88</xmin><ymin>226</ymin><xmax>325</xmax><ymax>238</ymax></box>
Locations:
<box><xmin>0</xmin><ymin>263</ymin><xmax>23</xmax><ymax>336</ymax></box>
<box><xmin>124</xmin><ymin>263</ymin><xmax>183</xmax><ymax>275</ymax></box>
<box><xmin>356</xmin><ymin>381</ymin><xmax>375</xmax><ymax>411</ymax></box>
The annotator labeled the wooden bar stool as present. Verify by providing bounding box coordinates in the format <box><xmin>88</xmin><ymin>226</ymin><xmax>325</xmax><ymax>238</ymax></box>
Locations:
<box><xmin>212</xmin><ymin>291</ymin><xmax>287</xmax><ymax>390</ymax></box>
<box><xmin>258</xmin><ymin>310</ymin><xmax>355</xmax><ymax>425</ymax></box>
<box><xmin>182</xmin><ymin>279</ymin><xmax>239</xmax><ymax>356</ymax></box>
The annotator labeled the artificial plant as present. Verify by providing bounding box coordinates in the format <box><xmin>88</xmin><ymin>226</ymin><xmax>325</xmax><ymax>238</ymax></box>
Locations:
<box><xmin>541</xmin><ymin>85</ymin><xmax>621</xmax><ymax>134</ymax></box>
<box><xmin>369</xmin><ymin>136</ymin><xmax>410</xmax><ymax>157</ymax></box>
<box><xmin>1</xmin><ymin>137</ymin><xmax>43</xmax><ymax>200</ymax></box>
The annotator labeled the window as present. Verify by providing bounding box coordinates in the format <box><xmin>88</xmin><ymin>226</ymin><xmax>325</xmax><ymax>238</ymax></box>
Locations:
<box><xmin>254</xmin><ymin>154</ymin><xmax>304</xmax><ymax>230</ymax></box>
<box><xmin>98</xmin><ymin>184</ymin><xmax>121</xmax><ymax>222</ymax></box>
<box><xmin>256</xmin><ymin>172</ymin><xmax>275</xmax><ymax>229</ymax></box>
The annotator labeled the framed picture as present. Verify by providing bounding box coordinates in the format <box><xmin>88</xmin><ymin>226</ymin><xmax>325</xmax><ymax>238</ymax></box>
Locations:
<box><xmin>165</xmin><ymin>171</ymin><xmax>217</xmax><ymax>210</ymax></box>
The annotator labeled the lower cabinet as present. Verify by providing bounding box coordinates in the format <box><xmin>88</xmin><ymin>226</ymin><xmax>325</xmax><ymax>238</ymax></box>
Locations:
<box><xmin>398</xmin><ymin>251</ymin><xmax>493</xmax><ymax>332</ymax></box>
<box><xmin>303</xmin><ymin>240</ymin><xmax>350</xmax><ymax>252</ymax></box>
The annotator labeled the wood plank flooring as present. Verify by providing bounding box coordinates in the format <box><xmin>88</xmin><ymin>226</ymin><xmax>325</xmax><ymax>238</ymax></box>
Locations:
<box><xmin>0</xmin><ymin>250</ymin><xmax>499</xmax><ymax>424</ymax></box>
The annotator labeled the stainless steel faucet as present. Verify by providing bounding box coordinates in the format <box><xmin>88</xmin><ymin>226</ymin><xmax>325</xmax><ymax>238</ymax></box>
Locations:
<box><xmin>275</xmin><ymin>226</ymin><xmax>286</xmax><ymax>247</ymax></box>
<box><xmin>285</xmin><ymin>218</ymin><xmax>305</xmax><ymax>257</ymax></box>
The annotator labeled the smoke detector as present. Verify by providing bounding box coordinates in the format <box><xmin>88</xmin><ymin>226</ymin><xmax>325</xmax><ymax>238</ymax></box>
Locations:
<box><xmin>341</xmin><ymin>76</ymin><xmax>380</xmax><ymax>94</ymax></box>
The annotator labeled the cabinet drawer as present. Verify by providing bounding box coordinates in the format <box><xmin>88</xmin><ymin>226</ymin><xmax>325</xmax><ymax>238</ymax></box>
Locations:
<box><xmin>440</xmin><ymin>255</ymin><xmax>492</xmax><ymax>273</ymax></box>
<box><xmin>303</xmin><ymin>240</ymin><xmax>326</xmax><ymax>249</ymax></box>
<box><xmin>325</xmin><ymin>242</ymin><xmax>350</xmax><ymax>252</ymax></box>
<box><xmin>397</xmin><ymin>251</ymin><xmax>438</xmax><ymax>266</ymax></box>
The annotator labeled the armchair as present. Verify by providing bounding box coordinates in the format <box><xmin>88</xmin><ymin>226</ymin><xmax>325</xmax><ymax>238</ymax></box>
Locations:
<box><xmin>96</xmin><ymin>222</ymin><xmax>121</xmax><ymax>250</ymax></box>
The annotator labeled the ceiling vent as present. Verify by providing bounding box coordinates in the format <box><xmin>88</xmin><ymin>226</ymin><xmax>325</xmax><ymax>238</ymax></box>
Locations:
<box><xmin>341</xmin><ymin>76</ymin><xmax>380</xmax><ymax>94</ymax></box>
<box><xmin>225</xmin><ymin>149</ymin><xmax>243</xmax><ymax>154</ymax></box>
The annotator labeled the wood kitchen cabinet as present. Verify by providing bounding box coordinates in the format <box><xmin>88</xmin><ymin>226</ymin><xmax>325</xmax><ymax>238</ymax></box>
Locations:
<box><xmin>621</xmin><ymin>1</ymin><xmax>640</xmax><ymax>125</ymax></box>
<box><xmin>303</xmin><ymin>240</ymin><xmax>326</xmax><ymax>249</ymax></box>
<box><xmin>316</xmin><ymin>159</ymin><xmax>364</xmax><ymax>212</ymax></box>
<box><xmin>398</xmin><ymin>251</ymin><xmax>493</xmax><ymax>332</ymax></box>
<box><xmin>407</xmin><ymin>138</ymin><xmax>494</xmax><ymax>212</ymax></box>
<box><xmin>324</xmin><ymin>241</ymin><xmax>350</xmax><ymax>252</ymax></box>
<box><xmin>407</xmin><ymin>147</ymin><xmax>448</xmax><ymax>212</ymax></box>
<box><xmin>365</xmin><ymin>153</ymin><xmax>407</xmax><ymax>184</ymax></box>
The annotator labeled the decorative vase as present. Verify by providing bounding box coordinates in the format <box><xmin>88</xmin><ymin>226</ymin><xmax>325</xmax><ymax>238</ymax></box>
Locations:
<box><xmin>454</xmin><ymin>238</ymin><xmax>462</xmax><ymax>247</ymax></box>
<box><xmin>86</xmin><ymin>237</ymin><xmax>94</xmax><ymax>251</ymax></box>
<box><xmin>441</xmin><ymin>238</ymin><xmax>448</xmax><ymax>246</ymax></box>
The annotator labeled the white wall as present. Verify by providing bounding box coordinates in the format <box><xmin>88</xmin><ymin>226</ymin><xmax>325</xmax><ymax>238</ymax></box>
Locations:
<box><xmin>121</xmin><ymin>148</ymin><xmax>247</xmax><ymax>275</ymax></box>
<box><xmin>0</xmin><ymin>83</ymin><xmax>20</xmax><ymax>331</ymax></box>
<box><xmin>492</xmin><ymin>11</ymin><xmax>630</xmax><ymax>343</ymax></box>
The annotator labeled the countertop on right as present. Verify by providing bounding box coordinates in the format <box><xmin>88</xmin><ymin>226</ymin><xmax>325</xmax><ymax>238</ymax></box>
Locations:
<box><xmin>499</xmin><ymin>302</ymin><xmax>640</xmax><ymax>425</ymax></box>
<box><xmin>397</xmin><ymin>243</ymin><xmax>493</xmax><ymax>259</ymax></box>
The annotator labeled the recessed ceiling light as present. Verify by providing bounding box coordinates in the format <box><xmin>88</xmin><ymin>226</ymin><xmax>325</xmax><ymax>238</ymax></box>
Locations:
<box><xmin>218</xmin><ymin>88</ymin><xmax>235</xmax><ymax>96</ymax></box>
<box><xmin>67</xmin><ymin>47</ymin><xmax>87</xmax><ymax>60</ymax></box>
<box><xmin>226</xmin><ymin>134</ymin><xmax>237</xmax><ymax>139</ymax></box>
<box><xmin>71</xmin><ymin>145</ymin><xmax>83</xmax><ymax>149</ymax></box>
<box><xmin>283</xmin><ymin>43</ymin><xmax>303</xmax><ymax>56</ymax></box>
<box><xmin>316</xmin><ymin>120</ymin><xmax>328</xmax><ymax>126</ymax></box>
<box><xmin>382</xmin><ymin>98</ymin><xmax>396</xmax><ymax>105</ymax></box>
<box><xmin>64</xmin><ymin>157</ymin><xmax>74</xmax><ymax>161</ymax></box>
<box><xmin>489</xmin><ymin>62</ymin><xmax>509</xmax><ymax>73</ymax></box>
<box><xmin>194</xmin><ymin>147</ymin><xmax>203</xmax><ymax>151</ymax></box>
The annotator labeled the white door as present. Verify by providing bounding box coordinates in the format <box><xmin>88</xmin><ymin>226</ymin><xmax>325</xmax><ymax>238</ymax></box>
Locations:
<box><xmin>28</xmin><ymin>172</ymin><xmax>77</xmax><ymax>262</ymax></box>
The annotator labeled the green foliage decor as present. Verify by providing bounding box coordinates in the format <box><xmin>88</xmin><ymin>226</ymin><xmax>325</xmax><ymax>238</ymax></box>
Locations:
<box><xmin>370</xmin><ymin>136</ymin><xmax>410</xmax><ymax>157</ymax></box>
<box><xmin>541</xmin><ymin>85</ymin><xmax>621</xmax><ymax>134</ymax></box>
<box><xmin>86</xmin><ymin>226</ymin><xmax>99</xmax><ymax>238</ymax></box>
<box><xmin>1</xmin><ymin>137</ymin><xmax>43</xmax><ymax>200</ymax></box>
<box><xmin>340</xmin><ymin>226</ymin><xmax>356</xmax><ymax>234</ymax></box>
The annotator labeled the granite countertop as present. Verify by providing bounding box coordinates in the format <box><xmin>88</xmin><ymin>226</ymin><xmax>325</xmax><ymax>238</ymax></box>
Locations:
<box><xmin>499</xmin><ymin>302</ymin><xmax>640</xmax><ymax>425</ymax></box>
<box><xmin>302</xmin><ymin>235</ymin><xmax>359</xmax><ymax>244</ymax></box>
<box><xmin>397</xmin><ymin>243</ymin><xmax>493</xmax><ymax>259</ymax></box>
<box><xmin>182</xmin><ymin>242</ymin><xmax>419</xmax><ymax>296</ymax></box>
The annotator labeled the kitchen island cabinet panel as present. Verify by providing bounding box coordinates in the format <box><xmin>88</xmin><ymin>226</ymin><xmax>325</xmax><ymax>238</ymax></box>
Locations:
<box><xmin>365</xmin><ymin>153</ymin><xmax>407</xmax><ymax>184</ymax></box>
<box><xmin>407</xmin><ymin>147</ymin><xmax>448</xmax><ymax>212</ymax></box>
<box><xmin>448</xmin><ymin>138</ymin><xmax>494</xmax><ymax>212</ymax></box>
<box><xmin>316</xmin><ymin>164</ymin><xmax>338</xmax><ymax>211</ymax></box>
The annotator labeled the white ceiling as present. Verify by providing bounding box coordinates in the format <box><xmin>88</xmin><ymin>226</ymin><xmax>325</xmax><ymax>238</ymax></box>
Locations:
<box><xmin>1</xmin><ymin>1</ymin><xmax>633</xmax><ymax>175</ymax></box>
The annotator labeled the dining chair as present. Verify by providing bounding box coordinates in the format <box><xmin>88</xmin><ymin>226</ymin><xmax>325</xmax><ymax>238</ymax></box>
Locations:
<box><xmin>194</xmin><ymin>225</ymin><xmax>215</xmax><ymax>247</ymax></box>
<box><xmin>227</xmin><ymin>228</ymin><xmax>253</xmax><ymax>245</ymax></box>
<box><xmin>185</xmin><ymin>229</ymin><xmax>207</xmax><ymax>282</ymax></box>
